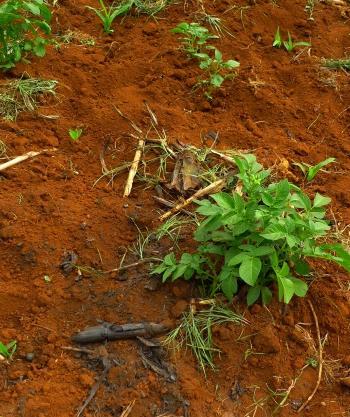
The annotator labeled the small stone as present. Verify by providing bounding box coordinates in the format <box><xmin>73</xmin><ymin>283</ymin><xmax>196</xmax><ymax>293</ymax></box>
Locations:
<box><xmin>123</xmin><ymin>204</ymin><xmax>129</xmax><ymax>208</ymax></box>
<box><xmin>25</xmin><ymin>352</ymin><xmax>35</xmax><ymax>362</ymax></box>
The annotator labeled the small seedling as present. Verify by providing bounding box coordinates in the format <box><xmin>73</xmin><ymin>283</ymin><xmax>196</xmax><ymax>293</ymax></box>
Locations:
<box><xmin>273</xmin><ymin>27</ymin><xmax>311</xmax><ymax>52</ymax></box>
<box><xmin>172</xmin><ymin>23</ymin><xmax>239</xmax><ymax>98</ymax></box>
<box><xmin>195</xmin><ymin>48</ymin><xmax>240</xmax><ymax>99</ymax></box>
<box><xmin>44</xmin><ymin>275</ymin><xmax>51</xmax><ymax>283</ymax></box>
<box><xmin>86</xmin><ymin>0</ymin><xmax>133</xmax><ymax>34</ymax></box>
<box><xmin>171</xmin><ymin>22</ymin><xmax>218</xmax><ymax>57</ymax></box>
<box><xmin>306</xmin><ymin>357</ymin><xmax>318</xmax><ymax>368</ymax></box>
<box><xmin>0</xmin><ymin>340</ymin><xmax>17</xmax><ymax>360</ymax></box>
<box><xmin>0</xmin><ymin>0</ymin><xmax>52</xmax><ymax>70</ymax></box>
<box><xmin>69</xmin><ymin>128</ymin><xmax>83</xmax><ymax>141</ymax></box>
<box><xmin>273</xmin><ymin>27</ymin><xmax>282</xmax><ymax>48</ymax></box>
<box><xmin>294</xmin><ymin>157</ymin><xmax>335</xmax><ymax>182</ymax></box>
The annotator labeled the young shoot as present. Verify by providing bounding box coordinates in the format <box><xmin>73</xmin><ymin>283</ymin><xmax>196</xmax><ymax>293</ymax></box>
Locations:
<box><xmin>194</xmin><ymin>47</ymin><xmax>240</xmax><ymax>99</ymax></box>
<box><xmin>273</xmin><ymin>27</ymin><xmax>311</xmax><ymax>52</ymax></box>
<box><xmin>294</xmin><ymin>157</ymin><xmax>335</xmax><ymax>182</ymax></box>
<box><xmin>86</xmin><ymin>0</ymin><xmax>133</xmax><ymax>34</ymax></box>
<box><xmin>69</xmin><ymin>128</ymin><xmax>83</xmax><ymax>141</ymax></box>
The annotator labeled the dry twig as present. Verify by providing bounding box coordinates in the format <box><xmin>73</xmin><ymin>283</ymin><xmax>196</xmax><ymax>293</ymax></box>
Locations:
<box><xmin>120</xmin><ymin>400</ymin><xmax>136</xmax><ymax>417</ymax></box>
<box><xmin>123</xmin><ymin>138</ymin><xmax>145</xmax><ymax>197</ymax></box>
<box><xmin>159</xmin><ymin>179</ymin><xmax>225</xmax><ymax>221</ymax></box>
<box><xmin>298</xmin><ymin>301</ymin><xmax>323</xmax><ymax>412</ymax></box>
<box><xmin>0</xmin><ymin>149</ymin><xmax>56</xmax><ymax>172</ymax></box>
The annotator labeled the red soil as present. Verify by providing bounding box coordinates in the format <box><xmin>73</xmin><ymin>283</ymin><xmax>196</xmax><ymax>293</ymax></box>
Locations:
<box><xmin>1</xmin><ymin>0</ymin><xmax>350</xmax><ymax>416</ymax></box>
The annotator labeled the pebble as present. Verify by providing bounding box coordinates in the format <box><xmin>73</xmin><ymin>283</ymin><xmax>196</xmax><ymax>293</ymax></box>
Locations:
<box><xmin>25</xmin><ymin>352</ymin><xmax>35</xmax><ymax>362</ymax></box>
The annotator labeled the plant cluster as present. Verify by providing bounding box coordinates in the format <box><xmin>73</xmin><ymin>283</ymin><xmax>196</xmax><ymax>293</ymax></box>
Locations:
<box><xmin>153</xmin><ymin>154</ymin><xmax>350</xmax><ymax>305</ymax></box>
<box><xmin>0</xmin><ymin>0</ymin><xmax>52</xmax><ymax>70</ymax></box>
<box><xmin>87</xmin><ymin>0</ymin><xmax>170</xmax><ymax>33</ymax></box>
<box><xmin>273</xmin><ymin>27</ymin><xmax>311</xmax><ymax>52</ymax></box>
<box><xmin>172</xmin><ymin>22</ymin><xmax>240</xmax><ymax>99</ymax></box>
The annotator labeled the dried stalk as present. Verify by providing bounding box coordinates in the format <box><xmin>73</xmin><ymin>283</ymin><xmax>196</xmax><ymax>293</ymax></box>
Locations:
<box><xmin>298</xmin><ymin>301</ymin><xmax>323</xmax><ymax>412</ymax></box>
<box><xmin>123</xmin><ymin>138</ymin><xmax>145</xmax><ymax>197</ymax></box>
<box><xmin>0</xmin><ymin>149</ymin><xmax>56</xmax><ymax>172</ymax></box>
<box><xmin>159</xmin><ymin>179</ymin><xmax>225</xmax><ymax>221</ymax></box>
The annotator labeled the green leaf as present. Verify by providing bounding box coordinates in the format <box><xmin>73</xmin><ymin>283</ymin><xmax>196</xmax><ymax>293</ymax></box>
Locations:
<box><xmin>260</xmin><ymin>224</ymin><xmax>286</xmax><ymax>240</ymax></box>
<box><xmin>320</xmin><ymin>243</ymin><xmax>350</xmax><ymax>272</ymax></box>
<box><xmin>274</xmin><ymin>179</ymin><xmax>290</xmax><ymax>204</ymax></box>
<box><xmin>294</xmin><ymin>260</ymin><xmax>310</xmax><ymax>276</ymax></box>
<box><xmin>278</xmin><ymin>276</ymin><xmax>295</xmax><ymax>303</ymax></box>
<box><xmin>173</xmin><ymin>263</ymin><xmax>188</xmax><ymax>279</ymax></box>
<box><xmin>225</xmin><ymin>59</ymin><xmax>240</xmax><ymax>69</ymax></box>
<box><xmin>211</xmin><ymin>73</ymin><xmax>224</xmax><ymax>88</ymax></box>
<box><xmin>239</xmin><ymin>257</ymin><xmax>261</xmax><ymax>286</ymax></box>
<box><xmin>214</xmin><ymin>48</ymin><xmax>222</xmax><ymax>61</ymax></box>
<box><xmin>247</xmin><ymin>246</ymin><xmax>275</xmax><ymax>257</ymax></box>
<box><xmin>291</xmin><ymin>278</ymin><xmax>308</xmax><ymax>297</ymax></box>
<box><xmin>261</xmin><ymin>287</ymin><xmax>272</xmax><ymax>305</ymax></box>
<box><xmin>306</xmin><ymin>158</ymin><xmax>336</xmax><ymax>181</ymax></box>
<box><xmin>273</xmin><ymin>26</ymin><xmax>282</xmax><ymax>47</ymax></box>
<box><xmin>313</xmin><ymin>193</ymin><xmax>331</xmax><ymax>208</ymax></box>
<box><xmin>23</xmin><ymin>2</ymin><xmax>41</xmax><ymax>15</ymax></box>
<box><xmin>211</xmin><ymin>193</ymin><xmax>236</xmax><ymax>210</ymax></box>
<box><xmin>228</xmin><ymin>252</ymin><xmax>250</xmax><ymax>266</ymax></box>
<box><xmin>221</xmin><ymin>277</ymin><xmax>238</xmax><ymax>301</ymax></box>
<box><xmin>164</xmin><ymin>253</ymin><xmax>176</xmax><ymax>266</ymax></box>
<box><xmin>247</xmin><ymin>286</ymin><xmax>261</xmax><ymax>306</ymax></box>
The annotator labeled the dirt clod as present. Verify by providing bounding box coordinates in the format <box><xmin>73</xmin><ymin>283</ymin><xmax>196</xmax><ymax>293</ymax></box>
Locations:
<box><xmin>252</xmin><ymin>325</ymin><xmax>281</xmax><ymax>354</ymax></box>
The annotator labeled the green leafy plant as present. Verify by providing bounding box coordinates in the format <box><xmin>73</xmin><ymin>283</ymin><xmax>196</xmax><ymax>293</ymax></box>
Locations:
<box><xmin>69</xmin><ymin>128</ymin><xmax>83</xmax><ymax>141</ymax></box>
<box><xmin>86</xmin><ymin>0</ymin><xmax>133</xmax><ymax>34</ymax></box>
<box><xmin>0</xmin><ymin>340</ymin><xmax>17</xmax><ymax>360</ymax></box>
<box><xmin>294</xmin><ymin>157</ymin><xmax>335</xmax><ymax>182</ymax></box>
<box><xmin>273</xmin><ymin>27</ymin><xmax>311</xmax><ymax>52</ymax></box>
<box><xmin>172</xmin><ymin>23</ymin><xmax>239</xmax><ymax>99</ymax></box>
<box><xmin>171</xmin><ymin>22</ymin><xmax>218</xmax><ymax>57</ymax></box>
<box><xmin>0</xmin><ymin>0</ymin><xmax>52</xmax><ymax>70</ymax></box>
<box><xmin>153</xmin><ymin>154</ymin><xmax>350</xmax><ymax>305</ymax></box>
<box><xmin>194</xmin><ymin>47</ymin><xmax>240</xmax><ymax>99</ymax></box>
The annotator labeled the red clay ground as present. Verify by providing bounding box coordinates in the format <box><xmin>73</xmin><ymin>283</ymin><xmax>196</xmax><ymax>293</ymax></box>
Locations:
<box><xmin>1</xmin><ymin>0</ymin><xmax>350</xmax><ymax>416</ymax></box>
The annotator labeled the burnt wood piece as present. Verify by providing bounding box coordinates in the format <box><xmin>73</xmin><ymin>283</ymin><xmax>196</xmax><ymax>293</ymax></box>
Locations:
<box><xmin>72</xmin><ymin>321</ymin><xmax>168</xmax><ymax>344</ymax></box>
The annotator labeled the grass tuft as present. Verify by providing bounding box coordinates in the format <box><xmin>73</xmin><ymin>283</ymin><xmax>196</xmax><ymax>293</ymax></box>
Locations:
<box><xmin>0</xmin><ymin>75</ymin><xmax>57</xmax><ymax>120</ymax></box>
<box><xmin>134</xmin><ymin>0</ymin><xmax>170</xmax><ymax>15</ymax></box>
<box><xmin>322</xmin><ymin>58</ymin><xmax>350</xmax><ymax>71</ymax></box>
<box><xmin>164</xmin><ymin>302</ymin><xmax>247</xmax><ymax>374</ymax></box>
